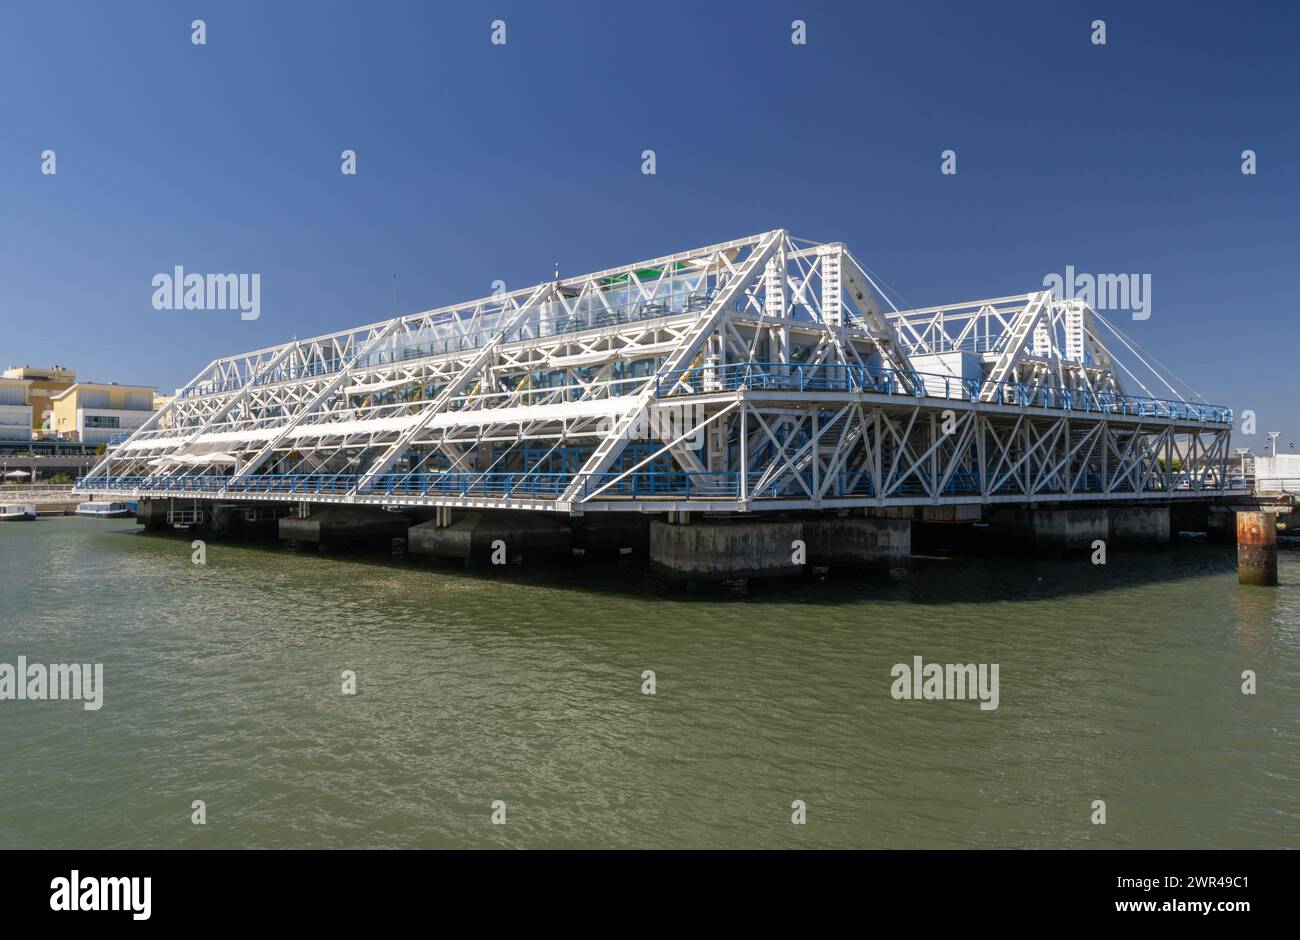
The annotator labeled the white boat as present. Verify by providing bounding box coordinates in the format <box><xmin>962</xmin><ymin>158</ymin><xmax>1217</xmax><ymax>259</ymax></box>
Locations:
<box><xmin>0</xmin><ymin>503</ymin><xmax>37</xmax><ymax>521</ymax></box>
<box><xmin>75</xmin><ymin>500</ymin><xmax>134</xmax><ymax>518</ymax></box>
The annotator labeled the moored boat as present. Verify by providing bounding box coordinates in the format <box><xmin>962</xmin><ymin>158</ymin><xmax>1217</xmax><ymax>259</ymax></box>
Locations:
<box><xmin>0</xmin><ymin>503</ymin><xmax>37</xmax><ymax>521</ymax></box>
<box><xmin>75</xmin><ymin>500</ymin><xmax>134</xmax><ymax>518</ymax></box>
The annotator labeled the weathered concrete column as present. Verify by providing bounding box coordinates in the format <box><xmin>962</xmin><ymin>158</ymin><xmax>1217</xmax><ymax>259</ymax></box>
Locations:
<box><xmin>1109</xmin><ymin>505</ymin><xmax>1171</xmax><ymax>546</ymax></box>
<box><xmin>1237</xmin><ymin>511</ymin><xmax>1278</xmax><ymax>586</ymax></box>
<box><xmin>649</xmin><ymin>519</ymin><xmax>802</xmax><ymax>581</ymax></box>
<box><xmin>989</xmin><ymin>507</ymin><xmax>1108</xmax><ymax>551</ymax></box>
<box><xmin>803</xmin><ymin>516</ymin><xmax>911</xmax><ymax>579</ymax></box>
<box><xmin>278</xmin><ymin>506</ymin><xmax>410</xmax><ymax>551</ymax></box>
<box><xmin>408</xmin><ymin>510</ymin><xmax>571</xmax><ymax>567</ymax></box>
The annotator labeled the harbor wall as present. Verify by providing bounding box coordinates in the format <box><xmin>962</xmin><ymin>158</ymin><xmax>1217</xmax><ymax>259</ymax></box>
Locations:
<box><xmin>408</xmin><ymin>510</ymin><xmax>571</xmax><ymax>566</ymax></box>
<box><xmin>117</xmin><ymin>497</ymin><xmax>1289</xmax><ymax>592</ymax></box>
<box><xmin>278</xmin><ymin>506</ymin><xmax>409</xmax><ymax>551</ymax></box>
<box><xmin>988</xmin><ymin>507</ymin><xmax>1109</xmax><ymax>551</ymax></box>
<box><xmin>1108</xmin><ymin>506</ymin><xmax>1171</xmax><ymax>546</ymax></box>
<box><xmin>649</xmin><ymin>515</ymin><xmax>910</xmax><ymax>581</ymax></box>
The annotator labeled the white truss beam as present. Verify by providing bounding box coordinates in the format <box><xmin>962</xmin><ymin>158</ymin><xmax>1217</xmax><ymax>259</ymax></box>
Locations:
<box><xmin>75</xmin><ymin>230</ymin><xmax>1234</xmax><ymax>513</ymax></box>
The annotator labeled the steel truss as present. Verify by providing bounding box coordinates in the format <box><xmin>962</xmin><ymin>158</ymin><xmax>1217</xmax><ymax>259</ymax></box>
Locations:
<box><xmin>79</xmin><ymin>230</ymin><xmax>1233</xmax><ymax>512</ymax></box>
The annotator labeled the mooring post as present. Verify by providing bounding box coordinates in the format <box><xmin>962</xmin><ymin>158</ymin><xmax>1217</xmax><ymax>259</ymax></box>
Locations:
<box><xmin>1237</xmin><ymin>511</ymin><xmax>1278</xmax><ymax>586</ymax></box>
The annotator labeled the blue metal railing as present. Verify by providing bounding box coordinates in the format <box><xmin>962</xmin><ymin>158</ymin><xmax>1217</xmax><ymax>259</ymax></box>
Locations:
<box><xmin>653</xmin><ymin>362</ymin><xmax>1233</xmax><ymax>424</ymax></box>
<box><xmin>75</xmin><ymin>466</ymin><xmax>1251</xmax><ymax>501</ymax></box>
<box><xmin>73</xmin><ymin>471</ymin><xmax>743</xmax><ymax>500</ymax></box>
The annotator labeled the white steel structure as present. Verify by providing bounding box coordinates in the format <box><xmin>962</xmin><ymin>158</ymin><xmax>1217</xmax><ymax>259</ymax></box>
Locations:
<box><xmin>77</xmin><ymin>230</ymin><xmax>1233</xmax><ymax>512</ymax></box>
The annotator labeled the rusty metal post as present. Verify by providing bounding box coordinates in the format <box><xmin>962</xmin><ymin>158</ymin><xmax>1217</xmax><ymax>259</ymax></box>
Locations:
<box><xmin>1237</xmin><ymin>511</ymin><xmax>1278</xmax><ymax>586</ymax></box>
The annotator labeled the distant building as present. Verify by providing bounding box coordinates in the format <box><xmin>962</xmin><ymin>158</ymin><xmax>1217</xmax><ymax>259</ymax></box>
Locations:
<box><xmin>152</xmin><ymin>392</ymin><xmax>175</xmax><ymax>430</ymax></box>
<box><xmin>1253</xmin><ymin>454</ymin><xmax>1300</xmax><ymax>494</ymax></box>
<box><xmin>0</xmin><ymin>376</ymin><xmax>34</xmax><ymax>441</ymax></box>
<box><xmin>2</xmin><ymin>364</ymin><xmax>76</xmax><ymax>433</ymax></box>
<box><xmin>51</xmin><ymin>382</ymin><xmax>158</xmax><ymax>444</ymax></box>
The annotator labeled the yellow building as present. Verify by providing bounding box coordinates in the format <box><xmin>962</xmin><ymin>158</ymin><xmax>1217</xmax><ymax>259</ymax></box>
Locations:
<box><xmin>51</xmin><ymin>382</ymin><xmax>158</xmax><ymax>444</ymax></box>
<box><xmin>152</xmin><ymin>392</ymin><xmax>176</xmax><ymax>430</ymax></box>
<box><xmin>2</xmin><ymin>364</ymin><xmax>75</xmax><ymax>432</ymax></box>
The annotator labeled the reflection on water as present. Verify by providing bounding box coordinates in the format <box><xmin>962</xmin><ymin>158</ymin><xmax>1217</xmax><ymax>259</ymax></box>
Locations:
<box><xmin>1</xmin><ymin>517</ymin><xmax>1297</xmax><ymax>848</ymax></box>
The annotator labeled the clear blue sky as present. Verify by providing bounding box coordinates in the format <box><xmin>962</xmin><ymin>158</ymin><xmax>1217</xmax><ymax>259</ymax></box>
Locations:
<box><xmin>1</xmin><ymin>1</ymin><xmax>1296</xmax><ymax>449</ymax></box>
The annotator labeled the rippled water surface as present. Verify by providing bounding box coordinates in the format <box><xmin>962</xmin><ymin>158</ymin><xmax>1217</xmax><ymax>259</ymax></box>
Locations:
<box><xmin>1</xmin><ymin>517</ymin><xmax>1296</xmax><ymax>848</ymax></box>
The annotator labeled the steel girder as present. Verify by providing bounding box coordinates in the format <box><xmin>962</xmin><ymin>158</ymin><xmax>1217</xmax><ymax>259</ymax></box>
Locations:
<box><xmin>80</xmin><ymin>230</ymin><xmax>1232</xmax><ymax>512</ymax></box>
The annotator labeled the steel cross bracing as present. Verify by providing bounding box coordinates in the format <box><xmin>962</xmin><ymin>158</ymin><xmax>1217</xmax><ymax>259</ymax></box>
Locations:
<box><xmin>78</xmin><ymin>230</ymin><xmax>1234</xmax><ymax>512</ymax></box>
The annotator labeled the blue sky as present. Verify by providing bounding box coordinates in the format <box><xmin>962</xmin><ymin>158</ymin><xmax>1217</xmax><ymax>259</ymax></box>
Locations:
<box><xmin>1</xmin><ymin>1</ymin><xmax>1296</xmax><ymax>448</ymax></box>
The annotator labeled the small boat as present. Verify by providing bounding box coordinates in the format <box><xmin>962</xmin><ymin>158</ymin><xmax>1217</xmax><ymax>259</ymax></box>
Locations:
<box><xmin>0</xmin><ymin>503</ymin><xmax>37</xmax><ymax>521</ymax></box>
<box><xmin>75</xmin><ymin>500</ymin><xmax>135</xmax><ymax>518</ymax></box>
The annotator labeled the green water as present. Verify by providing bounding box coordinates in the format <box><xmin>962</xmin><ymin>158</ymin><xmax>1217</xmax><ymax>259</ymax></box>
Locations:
<box><xmin>1</xmin><ymin>516</ymin><xmax>1296</xmax><ymax>848</ymax></box>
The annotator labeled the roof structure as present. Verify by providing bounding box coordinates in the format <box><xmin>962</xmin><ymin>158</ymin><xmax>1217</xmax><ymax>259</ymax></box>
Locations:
<box><xmin>78</xmin><ymin>230</ymin><xmax>1234</xmax><ymax>511</ymax></box>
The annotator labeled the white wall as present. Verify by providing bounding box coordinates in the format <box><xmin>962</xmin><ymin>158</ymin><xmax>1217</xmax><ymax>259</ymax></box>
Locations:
<box><xmin>907</xmin><ymin>352</ymin><xmax>982</xmax><ymax>399</ymax></box>
<box><xmin>76</xmin><ymin>407</ymin><xmax>153</xmax><ymax>444</ymax></box>
<box><xmin>1254</xmin><ymin>454</ymin><xmax>1300</xmax><ymax>491</ymax></box>
<box><xmin>0</xmin><ymin>404</ymin><xmax>33</xmax><ymax>440</ymax></box>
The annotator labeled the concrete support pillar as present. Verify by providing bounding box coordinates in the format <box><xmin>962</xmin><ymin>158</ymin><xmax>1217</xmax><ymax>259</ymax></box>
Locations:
<box><xmin>649</xmin><ymin>519</ymin><xmax>802</xmax><ymax>581</ymax></box>
<box><xmin>989</xmin><ymin>507</ymin><xmax>1108</xmax><ymax>551</ymax></box>
<box><xmin>1109</xmin><ymin>506</ymin><xmax>1171</xmax><ymax>546</ymax></box>
<box><xmin>650</xmin><ymin>517</ymin><xmax>912</xmax><ymax>581</ymax></box>
<box><xmin>803</xmin><ymin>517</ymin><xmax>911</xmax><ymax>579</ymax></box>
<box><xmin>279</xmin><ymin>506</ymin><xmax>410</xmax><ymax>549</ymax></box>
<box><xmin>1237</xmin><ymin>511</ymin><xmax>1278</xmax><ymax>586</ymax></box>
<box><xmin>408</xmin><ymin>510</ymin><xmax>571</xmax><ymax>565</ymax></box>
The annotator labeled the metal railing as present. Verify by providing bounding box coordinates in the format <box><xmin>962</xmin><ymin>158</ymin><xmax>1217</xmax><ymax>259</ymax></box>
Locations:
<box><xmin>653</xmin><ymin>362</ymin><xmax>1232</xmax><ymax>424</ymax></box>
<box><xmin>1253</xmin><ymin>478</ymin><xmax>1300</xmax><ymax>496</ymax></box>
<box><xmin>76</xmin><ymin>466</ymin><xmax>1245</xmax><ymax>502</ymax></box>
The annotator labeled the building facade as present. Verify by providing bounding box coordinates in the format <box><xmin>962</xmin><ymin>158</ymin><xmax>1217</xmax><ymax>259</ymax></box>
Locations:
<box><xmin>1</xmin><ymin>364</ymin><xmax>76</xmax><ymax>434</ymax></box>
<box><xmin>1253</xmin><ymin>454</ymin><xmax>1300</xmax><ymax>493</ymax></box>
<box><xmin>51</xmin><ymin>382</ymin><xmax>159</xmax><ymax>444</ymax></box>
<box><xmin>0</xmin><ymin>377</ymin><xmax>34</xmax><ymax>441</ymax></box>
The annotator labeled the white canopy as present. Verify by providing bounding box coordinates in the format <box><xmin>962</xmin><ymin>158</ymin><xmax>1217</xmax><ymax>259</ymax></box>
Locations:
<box><xmin>120</xmin><ymin>396</ymin><xmax>642</xmax><ymax>452</ymax></box>
<box><xmin>152</xmin><ymin>452</ymin><xmax>240</xmax><ymax>466</ymax></box>
<box><xmin>342</xmin><ymin>378</ymin><xmax>415</xmax><ymax>395</ymax></box>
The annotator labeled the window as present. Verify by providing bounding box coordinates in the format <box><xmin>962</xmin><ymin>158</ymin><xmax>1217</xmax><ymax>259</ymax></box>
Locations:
<box><xmin>84</xmin><ymin>415</ymin><xmax>121</xmax><ymax>429</ymax></box>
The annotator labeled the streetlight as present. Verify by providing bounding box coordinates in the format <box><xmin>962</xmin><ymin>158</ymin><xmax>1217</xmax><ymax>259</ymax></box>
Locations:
<box><xmin>1267</xmin><ymin>431</ymin><xmax>1281</xmax><ymax>457</ymax></box>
